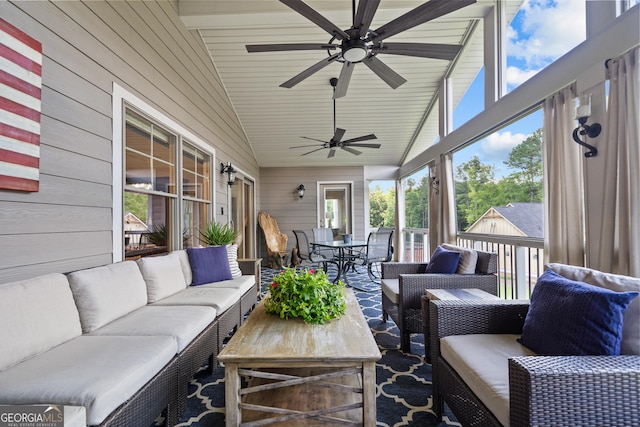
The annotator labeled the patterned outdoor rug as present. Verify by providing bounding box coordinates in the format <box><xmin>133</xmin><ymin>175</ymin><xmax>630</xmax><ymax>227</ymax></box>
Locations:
<box><xmin>174</xmin><ymin>266</ymin><xmax>460</xmax><ymax>426</ymax></box>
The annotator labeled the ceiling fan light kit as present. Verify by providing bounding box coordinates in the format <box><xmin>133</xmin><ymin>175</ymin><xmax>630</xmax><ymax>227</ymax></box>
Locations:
<box><xmin>246</xmin><ymin>0</ymin><xmax>476</xmax><ymax>98</ymax></box>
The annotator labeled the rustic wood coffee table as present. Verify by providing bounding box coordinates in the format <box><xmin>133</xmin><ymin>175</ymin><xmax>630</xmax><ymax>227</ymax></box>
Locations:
<box><xmin>218</xmin><ymin>289</ymin><xmax>381</xmax><ymax>426</ymax></box>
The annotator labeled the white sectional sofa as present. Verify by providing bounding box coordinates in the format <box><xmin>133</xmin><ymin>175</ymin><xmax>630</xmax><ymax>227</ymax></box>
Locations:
<box><xmin>0</xmin><ymin>248</ymin><xmax>259</xmax><ymax>427</ymax></box>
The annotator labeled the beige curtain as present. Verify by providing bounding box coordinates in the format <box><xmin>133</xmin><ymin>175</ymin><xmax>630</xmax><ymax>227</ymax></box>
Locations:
<box><xmin>428</xmin><ymin>153</ymin><xmax>456</xmax><ymax>254</ymax></box>
<box><xmin>595</xmin><ymin>47</ymin><xmax>640</xmax><ymax>276</ymax></box>
<box><xmin>543</xmin><ymin>86</ymin><xmax>586</xmax><ymax>265</ymax></box>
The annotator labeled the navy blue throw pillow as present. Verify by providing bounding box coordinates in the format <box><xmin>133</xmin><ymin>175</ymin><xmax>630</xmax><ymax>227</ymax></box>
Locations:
<box><xmin>425</xmin><ymin>246</ymin><xmax>461</xmax><ymax>274</ymax></box>
<box><xmin>186</xmin><ymin>246</ymin><xmax>233</xmax><ymax>286</ymax></box>
<box><xmin>519</xmin><ymin>269</ymin><xmax>639</xmax><ymax>356</ymax></box>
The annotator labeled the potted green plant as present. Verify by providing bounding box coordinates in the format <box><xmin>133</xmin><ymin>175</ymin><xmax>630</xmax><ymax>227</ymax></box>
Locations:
<box><xmin>199</xmin><ymin>221</ymin><xmax>239</xmax><ymax>246</ymax></box>
<box><xmin>264</xmin><ymin>267</ymin><xmax>347</xmax><ymax>324</ymax></box>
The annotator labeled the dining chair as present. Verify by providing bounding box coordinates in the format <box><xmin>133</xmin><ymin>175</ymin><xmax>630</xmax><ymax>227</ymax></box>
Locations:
<box><xmin>352</xmin><ymin>229</ymin><xmax>394</xmax><ymax>283</ymax></box>
<box><xmin>312</xmin><ymin>227</ymin><xmax>339</xmax><ymax>260</ymax></box>
<box><xmin>292</xmin><ymin>230</ymin><xmax>337</xmax><ymax>272</ymax></box>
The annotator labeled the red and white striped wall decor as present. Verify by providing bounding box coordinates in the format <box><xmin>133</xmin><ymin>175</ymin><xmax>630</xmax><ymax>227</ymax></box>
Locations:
<box><xmin>0</xmin><ymin>17</ymin><xmax>42</xmax><ymax>192</ymax></box>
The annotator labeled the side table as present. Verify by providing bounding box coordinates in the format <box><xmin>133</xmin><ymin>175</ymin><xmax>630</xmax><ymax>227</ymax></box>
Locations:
<box><xmin>421</xmin><ymin>288</ymin><xmax>500</xmax><ymax>362</ymax></box>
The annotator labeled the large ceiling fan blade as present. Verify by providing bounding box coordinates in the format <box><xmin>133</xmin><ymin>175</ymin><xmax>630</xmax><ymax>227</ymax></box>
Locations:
<box><xmin>342</xmin><ymin>146</ymin><xmax>362</xmax><ymax>156</ymax></box>
<box><xmin>332</xmin><ymin>128</ymin><xmax>346</xmax><ymax>143</ymax></box>
<box><xmin>371</xmin><ymin>0</ymin><xmax>476</xmax><ymax>42</ymax></box>
<box><xmin>300</xmin><ymin>136</ymin><xmax>331</xmax><ymax>143</ymax></box>
<box><xmin>373</xmin><ymin>42</ymin><xmax>461</xmax><ymax>61</ymax></box>
<box><xmin>353</xmin><ymin>0</ymin><xmax>381</xmax><ymax>35</ymax></box>
<box><xmin>301</xmin><ymin>147</ymin><xmax>326</xmax><ymax>156</ymax></box>
<box><xmin>362</xmin><ymin>56</ymin><xmax>407</xmax><ymax>89</ymax></box>
<box><xmin>280</xmin><ymin>0</ymin><xmax>349</xmax><ymax>40</ymax></box>
<box><xmin>348</xmin><ymin>142</ymin><xmax>381</xmax><ymax>148</ymax></box>
<box><xmin>247</xmin><ymin>43</ymin><xmax>337</xmax><ymax>53</ymax></box>
<box><xmin>342</xmin><ymin>134</ymin><xmax>377</xmax><ymax>144</ymax></box>
<box><xmin>291</xmin><ymin>143</ymin><xmax>325</xmax><ymax>148</ymax></box>
<box><xmin>280</xmin><ymin>53</ymin><xmax>341</xmax><ymax>88</ymax></box>
<box><xmin>328</xmin><ymin>148</ymin><xmax>336</xmax><ymax>158</ymax></box>
<box><xmin>334</xmin><ymin>62</ymin><xmax>355</xmax><ymax>99</ymax></box>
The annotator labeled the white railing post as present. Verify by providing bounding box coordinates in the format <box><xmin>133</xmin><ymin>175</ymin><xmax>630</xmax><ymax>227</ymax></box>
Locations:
<box><xmin>514</xmin><ymin>245</ymin><xmax>527</xmax><ymax>299</ymax></box>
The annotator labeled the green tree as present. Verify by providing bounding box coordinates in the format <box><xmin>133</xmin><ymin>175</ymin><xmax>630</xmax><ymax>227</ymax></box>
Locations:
<box><xmin>369</xmin><ymin>185</ymin><xmax>396</xmax><ymax>227</ymax></box>
<box><xmin>404</xmin><ymin>176</ymin><xmax>429</xmax><ymax>228</ymax></box>
<box><xmin>504</xmin><ymin>129</ymin><xmax>543</xmax><ymax>202</ymax></box>
<box><xmin>455</xmin><ymin>156</ymin><xmax>499</xmax><ymax>228</ymax></box>
<box><xmin>124</xmin><ymin>191</ymin><xmax>148</xmax><ymax>223</ymax></box>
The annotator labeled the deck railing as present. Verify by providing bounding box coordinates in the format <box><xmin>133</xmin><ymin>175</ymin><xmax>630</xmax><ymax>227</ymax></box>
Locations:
<box><xmin>400</xmin><ymin>228</ymin><xmax>545</xmax><ymax>299</ymax></box>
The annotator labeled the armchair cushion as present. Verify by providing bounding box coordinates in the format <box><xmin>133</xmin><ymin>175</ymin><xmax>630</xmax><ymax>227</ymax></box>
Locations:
<box><xmin>425</xmin><ymin>246</ymin><xmax>461</xmax><ymax>274</ymax></box>
<box><xmin>519</xmin><ymin>269</ymin><xmax>639</xmax><ymax>356</ymax></box>
<box><xmin>187</xmin><ymin>246</ymin><xmax>233</xmax><ymax>285</ymax></box>
<box><xmin>441</xmin><ymin>243</ymin><xmax>478</xmax><ymax>274</ymax></box>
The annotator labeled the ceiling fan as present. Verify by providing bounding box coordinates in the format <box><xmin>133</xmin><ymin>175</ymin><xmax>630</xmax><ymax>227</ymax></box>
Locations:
<box><xmin>246</xmin><ymin>0</ymin><xmax>475</xmax><ymax>98</ymax></box>
<box><xmin>290</xmin><ymin>77</ymin><xmax>381</xmax><ymax>158</ymax></box>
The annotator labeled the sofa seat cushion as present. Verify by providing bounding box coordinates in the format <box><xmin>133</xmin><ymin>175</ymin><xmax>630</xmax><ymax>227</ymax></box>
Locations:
<box><xmin>0</xmin><ymin>335</ymin><xmax>176</xmax><ymax>426</ymax></box>
<box><xmin>137</xmin><ymin>252</ymin><xmax>187</xmax><ymax>303</ymax></box>
<box><xmin>0</xmin><ymin>273</ymin><xmax>81</xmax><ymax>371</ymax></box>
<box><xmin>89</xmin><ymin>306</ymin><xmax>216</xmax><ymax>352</ymax></box>
<box><xmin>381</xmin><ymin>278</ymin><xmax>399</xmax><ymax>304</ymax></box>
<box><xmin>547</xmin><ymin>263</ymin><xmax>640</xmax><ymax>355</ymax></box>
<box><xmin>67</xmin><ymin>261</ymin><xmax>148</xmax><ymax>333</ymax></box>
<box><xmin>441</xmin><ymin>334</ymin><xmax>537</xmax><ymax>427</ymax></box>
<box><xmin>197</xmin><ymin>275</ymin><xmax>255</xmax><ymax>295</ymax></box>
<box><xmin>152</xmin><ymin>287</ymin><xmax>242</xmax><ymax>313</ymax></box>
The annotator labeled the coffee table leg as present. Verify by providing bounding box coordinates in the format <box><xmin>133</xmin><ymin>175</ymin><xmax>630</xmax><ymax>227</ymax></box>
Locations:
<box><xmin>362</xmin><ymin>362</ymin><xmax>377</xmax><ymax>427</ymax></box>
<box><xmin>224</xmin><ymin>363</ymin><xmax>241</xmax><ymax>427</ymax></box>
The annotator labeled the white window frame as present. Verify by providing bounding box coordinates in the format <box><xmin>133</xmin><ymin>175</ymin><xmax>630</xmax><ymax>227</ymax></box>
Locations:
<box><xmin>112</xmin><ymin>83</ymin><xmax>215</xmax><ymax>262</ymax></box>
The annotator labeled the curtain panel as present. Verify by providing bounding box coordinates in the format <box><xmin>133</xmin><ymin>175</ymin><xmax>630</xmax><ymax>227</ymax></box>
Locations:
<box><xmin>543</xmin><ymin>86</ymin><xmax>586</xmax><ymax>265</ymax></box>
<box><xmin>596</xmin><ymin>47</ymin><xmax>640</xmax><ymax>276</ymax></box>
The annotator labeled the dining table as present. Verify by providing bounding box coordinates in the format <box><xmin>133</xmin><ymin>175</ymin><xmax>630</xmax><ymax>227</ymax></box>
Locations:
<box><xmin>312</xmin><ymin>240</ymin><xmax>369</xmax><ymax>292</ymax></box>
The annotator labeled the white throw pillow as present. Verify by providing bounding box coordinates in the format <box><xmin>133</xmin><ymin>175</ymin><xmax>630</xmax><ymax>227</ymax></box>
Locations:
<box><xmin>226</xmin><ymin>244</ymin><xmax>242</xmax><ymax>278</ymax></box>
<box><xmin>546</xmin><ymin>263</ymin><xmax>640</xmax><ymax>355</ymax></box>
<box><xmin>174</xmin><ymin>250</ymin><xmax>193</xmax><ymax>286</ymax></box>
<box><xmin>441</xmin><ymin>243</ymin><xmax>478</xmax><ymax>274</ymax></box>
<box><xmin>68</xmin><ymin>261</ymin><xmax>148</xmax><ymax>333</ymax></box>
<box><xmin>137</xmin><ymin>252</ymin><xmax>187</xmax><ymax>302</ymax></box>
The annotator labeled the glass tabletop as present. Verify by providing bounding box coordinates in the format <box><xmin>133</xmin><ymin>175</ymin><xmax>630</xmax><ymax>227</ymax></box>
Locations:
<box><xmin>313</xmin><ymin>240</ymin><xmax>367</xmax><ymax>248</ymax></box>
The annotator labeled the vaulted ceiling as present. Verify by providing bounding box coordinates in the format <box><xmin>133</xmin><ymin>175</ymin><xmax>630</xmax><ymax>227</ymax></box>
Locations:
<box><xmin>179</xmin><ymin>0</ymin><xmax>521</xmax><ymax>168</ymax></box>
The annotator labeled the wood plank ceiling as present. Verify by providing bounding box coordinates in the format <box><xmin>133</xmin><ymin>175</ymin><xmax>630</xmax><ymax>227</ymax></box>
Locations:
<box><xmin>179</xmin><ymin>1</ymin><xmax>514</xmax><ymax>168</ymax></box>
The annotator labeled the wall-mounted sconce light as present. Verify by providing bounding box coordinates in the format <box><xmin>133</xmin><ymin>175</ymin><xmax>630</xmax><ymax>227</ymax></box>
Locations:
<box><xmin>573</xmin><ymin>93</ymin><xmax>600</xmax><ymax>158</ymax></box>
<box><xmin>220</xmin><ymin>162</ymin><xmax>236</xmax><ymax>186</ymax></box>
<box><xmin>297</xmin><ymin>184</ymin><xmax>305</xmax><ymax>199</ymax></box>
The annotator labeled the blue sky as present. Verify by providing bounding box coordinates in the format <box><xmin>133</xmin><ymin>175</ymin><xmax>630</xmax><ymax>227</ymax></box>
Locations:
<box><xmin>369</xmin><ymin>0</ymin><xmax>589</xmax><ymax>190</ymax></box>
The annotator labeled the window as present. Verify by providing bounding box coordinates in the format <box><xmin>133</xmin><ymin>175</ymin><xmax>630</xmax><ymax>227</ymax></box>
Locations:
<box><xmin>123</xmin><ymin>108</ymin><xmax>212</xmax><ymax>258</ymax></box>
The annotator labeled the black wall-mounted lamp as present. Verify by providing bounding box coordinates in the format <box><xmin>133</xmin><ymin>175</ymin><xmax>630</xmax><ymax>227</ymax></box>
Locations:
<box><xmin>297</xmin><ymin>184</ymin><xmax>305</xmax><ymax>199</ymax></box>
<box><xmin>573</xmin><ymin>94</ymin><xmax>600</xmax><ymax>158</ymax></box>
<box><xmin>220</xmin><ymin>162</ymin><xmax>236</xmax><ymax>186</ymax></box>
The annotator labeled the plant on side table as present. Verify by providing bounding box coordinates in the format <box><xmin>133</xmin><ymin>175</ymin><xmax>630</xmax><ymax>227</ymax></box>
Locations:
<box><xmin>264</xmin><ymin>267</ymin><xmax>347</xmax><ymax>324</ymax></box>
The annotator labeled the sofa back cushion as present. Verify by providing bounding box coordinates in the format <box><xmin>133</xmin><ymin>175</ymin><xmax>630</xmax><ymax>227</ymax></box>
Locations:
<box><xmin>68</xmin><ymin>261</ymin><xmax>148</xmax><ymax>333</ymax></box>
<box><xmin>546</xmin><ymin>263</ymin><xmax>640</xmax><ymax>355</ymax></box>
<box><xmin>0</xmin><ymin>273</ymin><xmax>82</xmax><ymax>371</ymax></box>
<box><xmin>137</xmin><ymin>252</ymin><xmax>187</xmax><ymax>303</ymax></box>
<box><xmin>174</xmin><ymin>250</ymin><xmax>193</xmax><ymax>286</ymax></box>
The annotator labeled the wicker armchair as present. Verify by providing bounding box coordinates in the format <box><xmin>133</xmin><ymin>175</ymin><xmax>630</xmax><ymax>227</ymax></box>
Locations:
<box><xmin>381</xmin><ymin>249</ymin><xmax>498</xmax><ymax>352</ymax></box>
<box><xmin>429</xmin><ymin>299</ymin><xmax>640</xmax><ymax>426</ymax></box>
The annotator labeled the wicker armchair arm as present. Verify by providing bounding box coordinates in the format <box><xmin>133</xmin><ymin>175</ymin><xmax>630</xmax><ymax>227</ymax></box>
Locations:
<box><xmin>431</xmin><ymin>300</ymin><xmax>530</xmax><ymax>338</ymax></box>
<box><xmin>509</xmin><ymin>355</ymin><xmax>640</xmax><ymax>426</ymax></box>
<box><xmin>400</xmin><ymin>273</ymin><xmax>498</xmax><ymax>311</ymax></box>
<box><xmin>382</xmin><ymin>262</ymin><xmax>427</xmax><ymax>278</ymax></box>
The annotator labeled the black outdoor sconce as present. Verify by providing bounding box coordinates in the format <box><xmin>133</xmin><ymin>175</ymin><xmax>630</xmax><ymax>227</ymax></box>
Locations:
<box><xmin>297</xmin><ymin>184</ymin><xmax>305</xmax><ymax>199</ymax></box>
<box><xmin>220</xmin><ymin>162</ymin><xmax>236</xmax><ymax>186</ymax></box>
<box><xmin>573</xmin><ymin>94</ymin><xmax>600</xmax><ymax>158</ymax></box>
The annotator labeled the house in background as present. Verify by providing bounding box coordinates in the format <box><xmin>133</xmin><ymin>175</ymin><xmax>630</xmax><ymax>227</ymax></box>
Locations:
<box><xmin>466</xmin><ymin>203</ymin><xmax>543</xmax><ymax>238</ymax></box>
<box><xmin>467</xmin><ymin>202</ymin><xmax>544</xmax><ymax>295</ymax></box>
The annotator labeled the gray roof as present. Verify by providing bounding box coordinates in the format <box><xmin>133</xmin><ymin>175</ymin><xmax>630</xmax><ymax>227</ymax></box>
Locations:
<box><xmin>494</xmin><ymin>203</ymin><xmax>544</xmax><ymax>238</ymax></box>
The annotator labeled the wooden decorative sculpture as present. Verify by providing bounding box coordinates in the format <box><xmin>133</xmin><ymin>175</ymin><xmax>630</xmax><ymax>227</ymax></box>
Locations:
<box><xmin>258</xmin><ymin>211</ymin><xmax>288</xmax><ymax>268</ymax></box>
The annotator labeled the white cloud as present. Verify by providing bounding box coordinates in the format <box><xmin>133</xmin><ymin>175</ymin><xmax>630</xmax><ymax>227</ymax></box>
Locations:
<box><xmin>507</xmin><ymin>0</ymin><xmax>586</xmax><ymax>68</ymax></box>
<box><xmin>481</xmin><ymin>131</ymin><xmax>527</xmax><ymax>157</ymax></box>
<box><xmin>506</xmin><ymin>66</ymin><xmax>541</xmax><ymax>87</ymax></box>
